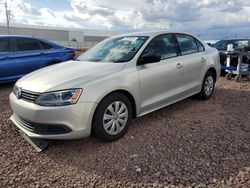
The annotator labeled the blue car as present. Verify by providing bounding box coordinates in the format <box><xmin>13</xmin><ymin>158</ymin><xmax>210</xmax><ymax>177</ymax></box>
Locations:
<box><xmin>0</xmin><ymin>35</ymin><xmax>75</xmax><ymax>83</ymax></box>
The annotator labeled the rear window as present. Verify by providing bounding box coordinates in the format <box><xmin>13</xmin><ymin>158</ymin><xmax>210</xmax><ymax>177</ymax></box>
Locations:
<box><xmin>176</xmin><ymin>34</ymin><xmax>199</xmax><ymax>55</ymax></box>
<box><xmin>0</xmin><ymin>38</ymin><xmax>11</xmax><ymax>53</ymax></box>
<box><xmin>15</xmin><ymin>38</ymin><xmax>42</xmax><ymax>51</ymax></box>
<box><xmin>196</xmin><ymin>40</ymin><xmax>205</xmax><ymax>52</ymax></box>
<box><xmin>40</xmin><ymin>41</ymin><xmax>53</xmax><ymax>50</ymax></box>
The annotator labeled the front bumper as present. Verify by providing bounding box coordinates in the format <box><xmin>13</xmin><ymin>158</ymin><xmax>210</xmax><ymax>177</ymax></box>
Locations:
<box><xmin>9</xmin><ymin>93</ymin><xmax>97</xmax><ymax>140</ymax></box>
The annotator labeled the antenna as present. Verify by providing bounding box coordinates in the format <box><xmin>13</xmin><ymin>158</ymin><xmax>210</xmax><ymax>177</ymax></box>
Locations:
<box><xmin>5</xmin><ymin>0</ymin><xmax>11</xmax><ymax>35</ymax></box>
<box><xmin>169</xmin><ymin>21</ymin><xmax>174</xmax><ymax>29</ymax></box>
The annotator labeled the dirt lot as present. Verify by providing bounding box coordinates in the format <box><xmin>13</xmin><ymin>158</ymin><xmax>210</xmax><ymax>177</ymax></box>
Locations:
<box><xmin>0</xmin><ymin>78</ymin><xmax>250</xmax><ymax>188</ymax></box>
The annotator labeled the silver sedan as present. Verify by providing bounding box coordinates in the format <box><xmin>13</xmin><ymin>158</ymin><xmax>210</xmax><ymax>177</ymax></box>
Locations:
<box><xmin>10</xmin><ymin>31</ymin><xmax>220</xmax><ymax>142</ymax></box>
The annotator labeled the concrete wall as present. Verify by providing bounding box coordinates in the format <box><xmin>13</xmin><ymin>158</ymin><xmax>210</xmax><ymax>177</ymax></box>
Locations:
<box><xmin>69</xmin><ymin>30</ymin><xmax>84</xmax><ymax>42</ymax></box>
<box><xmin>0</xmin><ymin>24</ymin><xmax>117</xmax><ymax>48</ymax></box>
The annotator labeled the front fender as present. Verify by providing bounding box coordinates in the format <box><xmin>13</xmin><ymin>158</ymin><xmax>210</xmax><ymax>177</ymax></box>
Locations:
<box><xmin>78</xmin><ymin>69</ymin><xmax>140</xmax><ymax>115</ymax></box>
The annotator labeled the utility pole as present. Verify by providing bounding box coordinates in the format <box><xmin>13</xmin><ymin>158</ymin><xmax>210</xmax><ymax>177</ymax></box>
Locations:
<box><xmin>5</xmin><ymin>0</ymin><xmax>11</xmax><ymax>35</ymax></box>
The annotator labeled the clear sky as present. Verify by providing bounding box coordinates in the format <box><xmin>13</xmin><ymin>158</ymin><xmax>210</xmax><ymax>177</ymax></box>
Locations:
<box><xmin>0</xmin><ymin>0</ymin><xmax>250</xmax><ymax>40</ymax></box>
<box><xmin>25</xmin><ymin>0</ymin><xmax>71</xmax><ymax>11</ymax></box>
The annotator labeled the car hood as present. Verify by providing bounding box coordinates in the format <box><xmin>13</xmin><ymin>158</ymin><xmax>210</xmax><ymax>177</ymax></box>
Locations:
<box><xmin>16</xmin><ymin>60</ymin><xmax>125</xmax><ymax>93</ymax></box>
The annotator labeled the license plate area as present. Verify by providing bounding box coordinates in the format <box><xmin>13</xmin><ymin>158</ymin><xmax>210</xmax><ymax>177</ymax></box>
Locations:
<box><xmin>18</xmin><ymin>130</ymin><xmax>50</xmax><ymax>152</ymax></box>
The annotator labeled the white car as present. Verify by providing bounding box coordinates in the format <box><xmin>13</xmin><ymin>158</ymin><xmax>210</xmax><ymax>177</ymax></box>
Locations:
<box><xmin>10</xmin><ymin>31</ymin><xmax>221</xmax><ymax>143</ymax></box>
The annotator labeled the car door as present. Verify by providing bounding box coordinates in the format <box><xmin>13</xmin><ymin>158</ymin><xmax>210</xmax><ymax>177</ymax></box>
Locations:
<box><xmin>138</xmin><ymin>34</ymin><xmax>184</xmax><ymax>113</ymax></box>
<box><xmin>12</xmin><ymin>37</ymin><xmax>46</xmax><ymax>77</ymax></box>
<box><xmin>175</xmin><ymin>34</ymin><xmax>206</xmax><ymax>93</ymax></box>
<box><xmin>0</xmin><ymin>37</ymin><xmax>15</xmax><ymax>82</ymax></box>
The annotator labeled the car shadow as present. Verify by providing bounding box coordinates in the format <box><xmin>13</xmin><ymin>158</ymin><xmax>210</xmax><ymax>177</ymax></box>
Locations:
<box><xmin>0</xmin><ymin>82</ymin><xmax>14</xmax><ymax>90</ymax></box>
<box><xmin>44</xmin><ymin>87</ymin><xmax>250</xmax><ymax>185</ymax></box>
<box><xmin>0</xmin><ymin>83</ymin><xmax>14</xmax><ymax>113</ymax></box>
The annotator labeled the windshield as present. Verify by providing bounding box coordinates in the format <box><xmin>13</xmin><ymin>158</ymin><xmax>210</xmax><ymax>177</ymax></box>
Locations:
<box><xmin>78</xmin><ymin>36</ymin><xmax>149</xmax><ymax>63</ymax></box>
<box><xmin>212</xmin><ymin>40</ymin><xmax>228</xmax><ymax>50</ymax></box>
<box><xmin>213</xmin><ymin>39</ymin><xmax>249</xmax><ymax>51</ymax></box>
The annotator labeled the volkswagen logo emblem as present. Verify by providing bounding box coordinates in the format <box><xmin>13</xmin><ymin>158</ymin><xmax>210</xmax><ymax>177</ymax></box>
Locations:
<box><xmin>16</xmin><ymin>87</ymin><xmax>22</xmax><ymax>99</ymax></box>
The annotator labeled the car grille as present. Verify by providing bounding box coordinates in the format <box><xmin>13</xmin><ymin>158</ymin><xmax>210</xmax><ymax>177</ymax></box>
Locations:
<box><xmin>20</xmin><ymin>90</ymin><xmax>40</xmax><ymax>103</ymax></box>
<box><xmin>15</xmin><ymin>115</ymin><xmax>72</xmax><ymax>135</ymax></box>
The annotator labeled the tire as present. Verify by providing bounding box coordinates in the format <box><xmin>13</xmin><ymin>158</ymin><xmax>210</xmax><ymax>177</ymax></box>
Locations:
<box><xmin>226</xmin><ymin>73</ymin><xmax>232</xmax><ymax>80</ymax></box>
<box><xmin>235</xmin><ymin>75</ymin><xmax>242</xmax><ymax>82</ymax></box>
<box><xmin>92</xmin><ymin>93</ymin><xmax>132</xmax><ymax>142</ymax></box>
<box><xmin>197</xmin><ymin>71</ymin><xmax>215</xmax><ymax>100</ymax></box>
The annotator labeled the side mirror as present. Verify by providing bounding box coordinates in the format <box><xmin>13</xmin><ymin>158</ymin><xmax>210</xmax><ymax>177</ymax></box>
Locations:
<box><xmin>138</xmin><ymin>53</ymin><xmax>161</xmax><ymax>65</ymax></box>
<box><xmin>227</xmin><ymin>44</ymin><xmax>234</xmax><ymax>51</ymax></box>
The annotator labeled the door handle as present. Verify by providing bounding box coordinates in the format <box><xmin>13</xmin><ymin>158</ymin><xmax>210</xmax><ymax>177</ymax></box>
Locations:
<box><xmin>176</xmin><ymin>63</ymin><xmax>183</xmax><ymax>68</ymax></box>
<box><xmin>201</xmin><ymin>57</ymin><xmax>206</xmax><ymax>63</ymax></box>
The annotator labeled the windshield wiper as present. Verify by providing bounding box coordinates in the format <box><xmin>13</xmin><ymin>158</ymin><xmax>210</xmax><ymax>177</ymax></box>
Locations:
<box><xmin>85</xmin><ymin>58</ymin><xmax>103</xmax><ymax>62</ymax></box>
<box><xmin>112</xmin><ymin>59</ymin><xmax>128</xmax><ymax>63</ymax></box>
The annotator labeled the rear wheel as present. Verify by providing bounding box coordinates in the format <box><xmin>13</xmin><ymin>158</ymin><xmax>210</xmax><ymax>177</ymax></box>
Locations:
<box><xmin>92</xmin><ymin>93</ymin><xmax>132</xmax><ymax>141</ymax></box>
<box><xmin>197</xmin><ymin>71</ymin><xmax>215</xmax><ymax>100</ymax></box>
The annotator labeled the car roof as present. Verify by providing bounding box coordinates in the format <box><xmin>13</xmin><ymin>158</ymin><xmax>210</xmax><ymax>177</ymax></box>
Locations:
<box><xmin>113</xmin><ymin>30</ymin><xmax>194</xmax><ymax>38</ymax></box>
<box><xmin>0</xmin><ymin>35</ymin><xmax>67</xmax><ymax>48</ymax></box>
<box><xmin>0</xmin><ymin>35</ymin><xmax>44</xmax><ymax>40</ymax></box>
<box><xmin>220</xmin><ymin>38</ymin><xmax>250</xmax><ymax>41</ymax></box>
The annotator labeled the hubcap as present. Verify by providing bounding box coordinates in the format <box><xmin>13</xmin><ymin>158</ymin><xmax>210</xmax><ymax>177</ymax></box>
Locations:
<box><xmin>103</xmin><ymin>101</ymin><xmax>128</xmax><ymax>135</ymax></box>
<box><xmin>204</xmin><ymin>76</ymin><xmax>214</xmax><ymax>96</ymax></box>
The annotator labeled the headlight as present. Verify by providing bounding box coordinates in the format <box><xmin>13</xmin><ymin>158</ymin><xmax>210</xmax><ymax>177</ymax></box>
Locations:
<box><xmin>36</xmin><ymin>89</ymin><xmax>82</xmax><ymax>106</ymax></box>
<box><xmin>13</xmin><ymin>85</ymin><xmax>19</xmax><ymax>96</ymax></box>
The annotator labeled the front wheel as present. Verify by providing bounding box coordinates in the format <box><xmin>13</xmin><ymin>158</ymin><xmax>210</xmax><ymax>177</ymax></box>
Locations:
<box><xmin>226</xmin><ymin>73</ymin><xmax>232</xmax><ymax>80</ymax></box>
<box><xmin>92</xmin><ymin>93</ymin><xmax>132</xmax><ymax>141</ymax></box>
<box><xmin>235</xmin><ymin>75</ymin><xmax>242</xmax><ymax>82</ymax></box>
<box><xmin>197</xmin><ymin>71</ymin><xmax>215</xmax><ymax>100</ymax></box>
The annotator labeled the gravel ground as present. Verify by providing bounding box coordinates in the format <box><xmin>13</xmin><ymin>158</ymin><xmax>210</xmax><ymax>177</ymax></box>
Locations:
<box><xmin>0</xmin><ymin>78</ymin><xmax>250</xmax><ymax>188</ymax></box>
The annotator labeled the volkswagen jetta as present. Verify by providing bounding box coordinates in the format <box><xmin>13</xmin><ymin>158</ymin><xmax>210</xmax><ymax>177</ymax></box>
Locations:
<box><xmin>10</xmin><ymin>31</ymin><xmax>220</xmax><ymax>142</ymax></box>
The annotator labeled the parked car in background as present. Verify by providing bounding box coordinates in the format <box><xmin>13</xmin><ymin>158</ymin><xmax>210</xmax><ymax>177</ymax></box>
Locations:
<box><xmin>10</xmin><ymin>31</ymin><xmax>220</xmax><ymax>144</ymax></box>
<box><xmin>0</xmin><ymin>36</ymin><xmax>75</xmax><ymax>83</ymax></box>
<box><xmin>212</xmin><ymin>39</ymin><xmax>250</xmax><ymax>66</ymax></box>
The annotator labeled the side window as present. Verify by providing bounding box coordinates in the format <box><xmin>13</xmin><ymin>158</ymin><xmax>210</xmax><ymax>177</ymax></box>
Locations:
<box><xmin>0</xmin><ymin>38</ymin><xmax>11</xmax><ymax>53</ymax></box>
<box><xmin>196</xmin><ymin>40</ymin><xmax>205</xmax><ymax>52</ymax></box>
<box><xmin>15</xmin><ymin>38</ymin><xmax>42</xmax><ymax>52</ymax></box>
<box><xmin>40</xmin><ymin>41</ymin><xmax>53</xmax><ymax>50</ymax></box>
<box><xmin>176</xmin><ymin>34</ymin><xmax>199</xmax><ymax>55</ymax></box>
<box><xmin>233</xmin><ymin>40</ymin><xmax>249</xmax><ymax>49</ymax></box>
<box><xmin>142</xmin><ymin>34</ymin><xmax>177</xmax><ymax>60</ymax></box>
